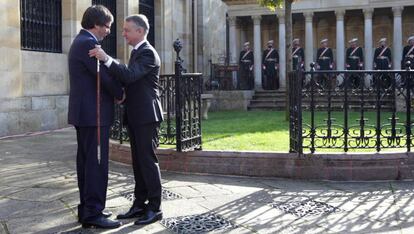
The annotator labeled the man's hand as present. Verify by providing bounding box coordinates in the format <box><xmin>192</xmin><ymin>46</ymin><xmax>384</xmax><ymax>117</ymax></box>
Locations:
<box><xmin>89</xmin><ymin>46</ymin><xmax>109</xmax><ymax>62</ymax></box>
<box><xmin>115</xmin><ymin>91</ymin><xmax>126</xmax><ymax>104</ymax></box>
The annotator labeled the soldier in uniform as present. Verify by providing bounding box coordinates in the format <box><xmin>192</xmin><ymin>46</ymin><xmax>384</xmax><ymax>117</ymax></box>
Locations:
<box><xmin>292</xmin><ymin>38</ymin><xmax>304</xmax><ymax>71</ymax></box>
<box><xmin>373</xmin><ymin>38</ymin><xmax>392</xmax><ymax>87</ymax></box>
<box><xmin>262</xmin><ymin>40</ymin><xmax>279</xmax><ymax>90</ymax></box>
<box><xmin>402</xmin><ymin>36</ymin><xmax>414</xmax><ymax>69</ymax></box>
<box><xmin>346</xmin><ymin>38</ymin><xmax>364</xmax><ymax>88</ymax></box>
<box><xmin>316</xmin><ymin>38</ymin><xmax>334</xmax><ymax>88</ymax></box>
<box><xmin>238</xmin><ymin>42</ymin><xmax>254</xmax><ymax>90</ymax></box>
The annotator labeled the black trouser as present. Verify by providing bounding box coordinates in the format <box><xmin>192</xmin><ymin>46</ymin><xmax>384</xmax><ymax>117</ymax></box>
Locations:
<box><xmin>128</xmin><ymin>122</ymin><xmax>162</xmax><ymax>212</ymax></box>
<box><xmin>75</xmin><ymin>126</ymin><xmax>109</xmax><ymax>222</ymax></box>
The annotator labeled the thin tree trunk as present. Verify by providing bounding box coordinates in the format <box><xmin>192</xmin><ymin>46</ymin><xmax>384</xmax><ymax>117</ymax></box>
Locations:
<box><xmin>285</xmin><ymin>0</ymin><xmax>292</xmax><ymax>120</ymax></box>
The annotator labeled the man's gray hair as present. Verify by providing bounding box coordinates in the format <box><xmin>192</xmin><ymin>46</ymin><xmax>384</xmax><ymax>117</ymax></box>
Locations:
<box><xmin>125</xmin><ymin>14</ymin><xmax>150</xmax><ymax>34</ymax></box>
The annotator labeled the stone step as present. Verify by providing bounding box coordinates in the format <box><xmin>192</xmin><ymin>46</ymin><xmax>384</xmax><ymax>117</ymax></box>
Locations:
<box><xmin>250</xmin><ymin>99</ymin><xmax>286</xmax><ymax>104</ymax></box>
<box><xmin>253</xmin><ymin>93</ymin><xmax>287</xmax><ymax>98</ymax></box>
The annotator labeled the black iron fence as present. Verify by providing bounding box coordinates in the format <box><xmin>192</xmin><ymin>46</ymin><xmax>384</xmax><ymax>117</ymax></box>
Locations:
<box><xmin>110</xmin><ymin>39</ymin><xmax>202</xmax><ymax>152</ymax></box>
<box><xmin>290</xmin><ymin>62</ymin><xmax>414</xmax><ymax>153</ymax></box>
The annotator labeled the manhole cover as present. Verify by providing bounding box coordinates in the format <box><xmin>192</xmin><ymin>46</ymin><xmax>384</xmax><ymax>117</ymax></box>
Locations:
<box><xmin>161</xmin><ymin>213</ymin><xmax>236</xmax><ymax>233</ymax></box>
<box><xmin>123</xmin><ymin>188</ymin><xmax>182</xmax><ymax>202</ymax></box>
<box><xmin>271</xmin><ymin>199</ymin><xmax>341</xmax><ymax>217</ymax></box>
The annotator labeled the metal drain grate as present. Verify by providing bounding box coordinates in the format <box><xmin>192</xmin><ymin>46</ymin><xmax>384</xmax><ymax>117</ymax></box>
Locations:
<box><xmin>161</xmin><ymin>213</ymin><xmax>236</xmax><ymax>233</ymax></box>
<box><xmin>122</xmin><ymin>188</ymin><xmax>182</xmax><ymax>202</ymax></box>
<box><xmin>271</xmin><ymin>199</ymin><xmax>341</xmax><ymax>217</ymax></box>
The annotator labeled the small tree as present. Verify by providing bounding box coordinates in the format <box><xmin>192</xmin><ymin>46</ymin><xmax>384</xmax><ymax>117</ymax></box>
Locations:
<box><xmin>258</xmin><ymin>0</ymin><xmax>296</xmax><ymax>120</ymax></box>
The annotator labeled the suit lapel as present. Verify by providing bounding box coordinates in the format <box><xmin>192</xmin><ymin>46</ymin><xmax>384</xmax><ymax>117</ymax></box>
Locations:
<box><xmin>129</xmin><ymin>41</ymin><xmax>148</xmax><ymax>66</ymax></box>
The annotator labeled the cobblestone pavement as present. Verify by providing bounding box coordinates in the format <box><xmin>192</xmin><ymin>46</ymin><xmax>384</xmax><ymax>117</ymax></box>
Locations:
<box><xmin>1</xmin><ymin>128</ymin><xmax>414</xmax><ymax>233</ymax></box>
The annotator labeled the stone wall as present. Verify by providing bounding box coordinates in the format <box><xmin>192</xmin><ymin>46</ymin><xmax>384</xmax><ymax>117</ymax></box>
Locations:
<box><xmin>110</xmin><ymin>141</ymin><xmax>414</xmax><ymax>181</ymax></box>
<box><xmin>0</xmin><ymin>95</ymin><xmax>68</xmax><ymax>136</ymax></box>
<box><xmin>206</xmin><ymin>90</ymin><xmax>254</xmax><ymax>111</ymax></box>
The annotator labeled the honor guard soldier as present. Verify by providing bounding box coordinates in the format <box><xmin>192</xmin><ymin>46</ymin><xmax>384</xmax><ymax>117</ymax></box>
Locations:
<box><xmin>292</xmin><ymin>38</ymin><xmax>304</xmax><ymax>71</ymax></box>
<box><xmin>374</xmin><ymin>38</ymin><xmax>392</xmax><ymax>70</ymax></box>
<box><xmin>373</xmin><ymin>38</ymin><xmax>392</xmax><ymax>87</ymax></box>
<box><xmin>262</xmin><ymin>40</ymin><xmax>279</xmax><ymax>90</ymax></box>
<box><xmin>346</xmin><ymin>38</ymin><xmax>364</xmax><ymax>88</ymax></box>
<box><xmin>238</xmin><ymin>42</ymin><xmax>254</xmax><ymax>90</ymax></box>
<box><xmin>402</xmin><ymin>36</ymin><xmax>414</xmax><ymax>69</ymax></box>
<box><xmin>316</xmin><ymin>38</ymin><xmax>334</xmax><ymax>88</ymax></box>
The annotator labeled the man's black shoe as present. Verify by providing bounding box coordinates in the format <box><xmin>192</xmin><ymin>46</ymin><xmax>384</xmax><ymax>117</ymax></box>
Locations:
<box><xmin>102</xmin><ymin>211</ymin><xmax>112</xmax><ymax>218</ymax></box>
<box><xmin>78</xmin><ymin>211</ymin><xmax>112</xmax><ymax>223</ymax></box>
<box><xmin>116</xmin><ymin>206</ymin><xmax>146</xmax><ymax>219</ymax></box>
<box><xmin>82</xmin><ymin>216</ymin><xmax>121</xmax><ymax>229</ymax></box>
<box><xmin>134</xmin><ymin>210</ymin><xmax>163</xmax><ymax>225</ymax></box>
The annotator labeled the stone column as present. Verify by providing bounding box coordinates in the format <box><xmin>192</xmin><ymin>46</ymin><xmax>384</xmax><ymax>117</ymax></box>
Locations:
<box><xmin>363</xmin><ymin>8</ymin><xmax>373</xmax><ymax>70</ymax></box>
<box><xmin>252</xmin><ymin>15</ymin><xmax>262</xmax><ymax>90</ymax></box>
<box><xmin>0</xmin><ymin>0</ymin><xmax>22</xmax><ymax>98</ymax></box>
<box><xmin>278</xmin><ymin>12</ymin><xmax>286</xmax><ymax>89</ymax></box>
<box><xmin>228</xmin><ymin>16</ymin><xmax>237</xmax><ymax>64</ymax></box>
<box><xmin>392</xmin><ymin>6</ymin><xmax>404</xmax><ymax>70</ymax></box>
<box><xmin>335</xmin><ymin>9</ymin><xmax>345</xmax><ymax>70</ymax></box>
<box><xmin>304</xmin><ymin>12</ymin><xmax>314</xmax><ymax>70</ymax></box>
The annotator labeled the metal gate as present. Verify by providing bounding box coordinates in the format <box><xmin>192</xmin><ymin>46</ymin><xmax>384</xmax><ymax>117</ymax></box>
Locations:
<box><xmin>290</xmin><ymin>63</ymin><xmax>414</xmax><ymax>154</ymax></box>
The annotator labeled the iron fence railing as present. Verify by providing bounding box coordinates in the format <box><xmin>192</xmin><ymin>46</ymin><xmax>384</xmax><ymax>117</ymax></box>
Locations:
<box><xmin>290</xmin><ymin>62</ymin><xmax>414</xmax><ymax>153</ymax></box>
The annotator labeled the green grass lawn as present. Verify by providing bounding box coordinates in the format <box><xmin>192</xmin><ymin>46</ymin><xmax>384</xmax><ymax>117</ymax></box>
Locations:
<box><xmin>201</xmin><ymin>111</ymin><xmax>290</xmax><ymax>152</ymax></box>
<box><xmin>161</xmin><ymin>110</ymin><xmax>409</xmax><ymax>152</ymax></box>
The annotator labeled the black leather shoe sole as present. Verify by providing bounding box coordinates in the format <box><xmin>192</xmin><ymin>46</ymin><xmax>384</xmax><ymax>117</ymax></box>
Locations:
<box><xmin>82</xmin><ymin>222</ymin><xmax>121</xmax><ymax>229</ymax></box>
<box><xmin>116</xmin><ymin>209</ymin><xmax>145</xmax><ymax>219</ymax></box>
<box><xmin>134</xmin><ymin>212</ymin><xmax>163</xmax><ymax>225</ymax></box>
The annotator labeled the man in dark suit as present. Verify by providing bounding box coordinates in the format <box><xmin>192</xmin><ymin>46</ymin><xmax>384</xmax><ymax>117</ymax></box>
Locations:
<box><xmin>239</xmin><ymin>42</ymin><xmax>254</xmax><ymax>90</ymax></box>
<box><xmin>262</xmin><ymin>40</ymin><xmax>279</xmax><ymax>90</ymax></box>
<box><xmin>68</xmin><ymin>5</ymin><xmax>123</xmax><ymax>229</ymax></box>
<box><xmin>89</xmin><ymin>14</ymin><xmax>164</xmax><ymax>226</ymax></box>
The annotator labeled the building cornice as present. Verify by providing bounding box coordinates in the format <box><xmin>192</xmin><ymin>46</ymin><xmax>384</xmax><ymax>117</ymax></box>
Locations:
<box><xmin>224</xmin><ymin>0</ymin><xmax>414</xmax><ymax>17</ymax></box>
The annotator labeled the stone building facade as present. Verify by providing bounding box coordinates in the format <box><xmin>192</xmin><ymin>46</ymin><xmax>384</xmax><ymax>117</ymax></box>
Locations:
<box><xmin>0</xmin><ymin>0</ymin><xmax>227</xmax><ymax>137</ymax></box>
<box><xmin>223</xmin><ymin>0</ymin><xmax>414</xmax><ymax>90</ymax></box>
<box><xmin>4</xmin><ymin>0</ymin><xmax>412</xmax><ymax>136</ymax></box>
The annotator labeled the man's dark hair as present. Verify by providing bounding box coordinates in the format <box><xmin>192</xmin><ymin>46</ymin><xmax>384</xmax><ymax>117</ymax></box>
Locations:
<box><xmin>81</xmin><ymin>5</ymin><xmax>114</xmax><ymax>30</ymax></box>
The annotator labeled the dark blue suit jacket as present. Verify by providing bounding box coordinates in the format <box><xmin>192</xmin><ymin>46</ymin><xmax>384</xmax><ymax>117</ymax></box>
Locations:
<box><xmin>68</xmin><ymin>29</ymin><xmax>123</xmax><ymax>127</ymax></box>
<box><xmin>108</xmin><ymin>41</ymin><xmax>163</xmax><ymax>126</ymax></box>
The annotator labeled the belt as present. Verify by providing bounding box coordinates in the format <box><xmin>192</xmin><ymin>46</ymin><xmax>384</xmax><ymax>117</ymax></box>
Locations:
<box><xmin>377</xmin><ymin>56</ymin><xmax>388</xmax><ymax>59</ymax></box>
<box><xmin>265</xmin><ymin>59</ymin><xmax>277</xmax><ymax>62</ymax></box>
<box><xmin>319</xmin><ymin>56</ymin><xmax>330</xmax><ymax>60</ymax></box>
<box><xmin>292</xmin><ymin>55</ymin><xmax>299</xmax><ymax>58</ymax></box>
<box><xmin>408</xmin><ymin>55</ymin><xmax>414</xmax><ymax>58</ymax></box>
<box><xmin>348</xmin><ymin>56</ymin><xmax>360</xmax><ymax>59</ymax></box>
<box><xmin>241</xmin><ymin>60</ymin><xmax>252</xmax><ymax>63</ymax></box>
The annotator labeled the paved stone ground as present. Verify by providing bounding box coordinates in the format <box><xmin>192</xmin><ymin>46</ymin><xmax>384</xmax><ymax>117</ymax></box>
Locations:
<box><xmin>2</xmin><ymin>128</ymin><xmax>414</xmax><ymax>233</ymax></box>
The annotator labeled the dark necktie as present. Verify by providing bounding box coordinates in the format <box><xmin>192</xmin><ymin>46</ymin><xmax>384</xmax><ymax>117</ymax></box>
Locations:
<box><xmin>129</xmin><ymin>49</ymin><xmax>137</xmax><ymax>66</ymax></box>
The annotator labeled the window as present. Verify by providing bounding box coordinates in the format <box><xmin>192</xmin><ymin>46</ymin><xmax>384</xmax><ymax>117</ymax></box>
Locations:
<box><xmin>20</xmin><ymin>0</ymin><xmax>62</xmax><ymax>53</ymax></box>
<box><xmin>92</xmin><ymin>0</ymin><xmax>117</xmax><ymax>58</ymax></box>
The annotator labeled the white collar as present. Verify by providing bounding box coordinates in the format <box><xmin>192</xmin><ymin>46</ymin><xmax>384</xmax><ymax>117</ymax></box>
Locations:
<box><xmin>83</xmin><ymin>29</ymin><xmax>98</xmax><ymax>42</ymax></box>
<box><xmin>133</xmin><ymin>40</ymin><xmax>147</xmax><ymax>50</ymax></box>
